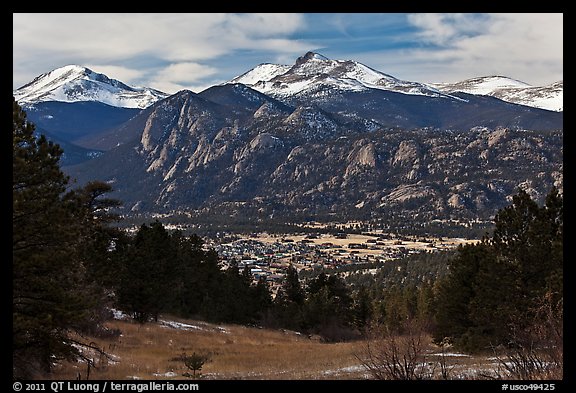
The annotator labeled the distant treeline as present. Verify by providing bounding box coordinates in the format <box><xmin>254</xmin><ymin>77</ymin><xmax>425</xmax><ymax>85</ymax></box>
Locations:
<box><xmin>121</xmin><ymin>211</ymin><xmax>492</xmax><ymax>239</ymax></box>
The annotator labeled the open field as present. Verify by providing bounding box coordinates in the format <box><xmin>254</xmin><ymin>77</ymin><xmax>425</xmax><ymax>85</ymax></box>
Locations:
<box><xmin>49</xmin><ymin>315</ymin><xmax>521</xmax><ymax>381</ymax></box>
<box><xmin>250</xmin><ymin>232</ymin><xmax>478</xmax><ymax>258</ymax></box>
<box><xmin>52</xmin><ymin>316</ymin><xmax>364</xmax><ymax>380</ymax></box>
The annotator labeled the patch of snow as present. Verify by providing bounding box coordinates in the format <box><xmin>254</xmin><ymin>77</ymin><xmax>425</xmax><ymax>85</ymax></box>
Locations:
<box><xmin>429</xmin><ymin>352</ymin><xmax>471</xmax><ymax>357</ymax></box>
<box><xmin>152</xmin><ymin>371</ymin><xmax>178</xmax><ymax>378</ymax></box>
<box><xmin>108</xmin><ymin>354</ymin><xmax>121</xmax><ymax>365</ymax></box>
<box><xmin>322</xmin><ymin>364</ymin><xmax>368</xmax><ymax>377</ymax></box>
<box><xmin>158</xmin><ymin>319</ymin><xmax>231</xmax><ymax>334</ymax></box>
<box><xmin>110</xmin><ymin>308</ymin><xmax>130</xmax><ymax>320</ymax></box>
<box><xmin>159</xmin><ymin>320</ymin><xmax>205</xmax><ymax>331</ymax></box>
<box><xmin>431</xmin><ymin>76</ymin><xmax>530</xmax><ymax>95</ymax></box>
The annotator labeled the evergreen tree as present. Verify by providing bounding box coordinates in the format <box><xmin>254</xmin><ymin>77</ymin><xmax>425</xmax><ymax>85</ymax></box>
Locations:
<box><xmin>13</xmin><ymin>98</ymin><xmax>116</xmax><ymax>378</ymax></box>
<box><xmin>490</xmin><ymin>188</ymin><xmax>563</xmax><ymax>308</ymax></box>
<box><xmin>201</xmin><ymin>259</ymin><xmax>253</xmax><ymax>323</ymax></box>
<box><xmin>171</xmin><ymin>233</ymin><xmax>221</xmax><ymax>317</ymax></box>
<box><xmin>352</xmin><ymin>286</ymin><xmax>374</xmax><ymax>329</ymax></box>
<box><xmin>301</xmin><ymin>273</ymin><xmax>354</xmax><ymax>339</ymax></box>
<box><xmin>283</xmin><ymin>264</ymin><xmax>305</xmax><ymax>305</ymax></box>
<box><xmin>415</xmin><ymin>281</ymin><xmax>435</xmax><ymax>327</ymax></box>
<box><xmin>271</xmin><ymin>265</ymin><xmax>304</xmax><ymax>329</ymax></box>
<box><xmin>67</xmin><ymin>181</ymin><xmax>123</xmax><ymax>291</ymax></box>
<box><xmin>251</xmin><ymin>277</ymin><xmax>273</xmax><ymax>322</ymax></box>
<box><xmin>432</xmin><ymin>188</ymin><xmax>563</xmax><ymax>351</ymax></box>
<box><xmin>116</xmin><ymin>221</ymin><xmax>175</xmax><ymax>322</ymax></box>
<box><xmin>302</xmin><ymin>286</ymin><xmax>336</xmax><ymax>330</ymax></box>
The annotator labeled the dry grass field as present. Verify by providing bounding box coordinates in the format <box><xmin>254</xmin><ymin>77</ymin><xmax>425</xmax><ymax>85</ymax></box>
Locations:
<box><xmin>48</xmin><ymin>315</ymin><xmax>520</xmax><ymax>381</ymax></box>
<box><xmin>51</xmin><ymin>316</ymin><xmax>367</xmax><ymax>380</ymax></box>
<box><xmin>254</xmin><ymin>232</ymin><xmax>477</xmax><ymax>257</ymax></box>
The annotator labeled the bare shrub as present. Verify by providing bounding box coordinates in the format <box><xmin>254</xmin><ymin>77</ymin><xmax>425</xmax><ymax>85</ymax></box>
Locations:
<box><xmin>356</xmin><ymin>319</ymin><xmax>432</xmax><ymax>380</ymax></box>
<box><xmin>436</xmin><ymin>337</ymin><xmax>455</xmax><ymax>380</ymax></box>
<box><xmin>71</xmin><ymin>340</ymin><xmax>116</xmax><ymax>380</ymax></box>
<box><xmin>492</xmin><ymin>293</ymin><xmax>563</xmax><ymax>380</ymax></box>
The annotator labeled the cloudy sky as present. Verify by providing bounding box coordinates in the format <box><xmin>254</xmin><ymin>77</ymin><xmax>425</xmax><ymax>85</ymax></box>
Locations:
<box><xmin>13</xmin><ymin>13</ymin><xmax>563</xmax><ymax>94</ymax></box>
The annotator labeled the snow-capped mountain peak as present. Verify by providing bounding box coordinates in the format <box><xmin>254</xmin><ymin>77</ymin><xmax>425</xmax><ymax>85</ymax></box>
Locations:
<box><xmin>429</xmin><ymin>76</ymin><xmax>531</xmax><ymax>95</ymax></box>
<box><xmin>229</xmin><ymin>51</ymin><xmax>453</xmax><ymax>99</ymax></box>
<box><xmin>14</xmin><ymin>65</ymin><xmax>168</xmax><ymax>109</ymax></box>
<box><xmin>229</xmin><ymin>52</ymin><xmax>562</xmax><ymax>111</ymax></box>
<box><xmin>429</xmin><ymin>76</ymin><xmax>562</xmax><ymax>112</ymax></box>
<box><xmin>293</xmin><ymin>51</ymin><xmax>330</xmax><ymax>65</ymax></box>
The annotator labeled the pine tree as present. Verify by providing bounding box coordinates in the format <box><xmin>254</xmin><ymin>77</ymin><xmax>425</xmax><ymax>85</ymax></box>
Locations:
<box><xmin>116</xmin><ymin>221</ymin><xmax>175</xmax><ymax>322</ymax></box>
<box><xmin>203</xmin><ymin>259</ymin><xmax>253</xmax><ymax>323</ymax></box>
<box><xmin>283</xmin><ymin>264</ymin><xmax>305</xmax><ymax>305</ymax></box>
<box><xmin>251</xmin><ymin>277</ymin><xmax>273</xmax><ymax>321</ymax></box>
<box><xmin>170</xmin><ymin>232</ymin><xmax>221</xmax><ymax>317</ymax></box>
<box><xmin>352</xmin><ymin>286</ymin><xmax>373</xmax><ymax>329</ymax></box>
<box><xmin>432</xmin><ymin>188</ymin><xmax>563</xmax><ymax>352</ymax></box>
<box><xmin>271</xmin><ymin>264</ymin><xmax>305</xmax><ymax>329</ymax></box>
<box><xmin>490</xmin><ymin>188</ymin><xmax>563</xmax><ymax>308</ymax></box>
<box><xmin>13</xmin><ymin>98</ymin><xmax>116</xmax><ymax>378</ymax></box>
<box><xmin>67</xmin><ymin>181</ymin><xmax>123</xmax><ymax>291</ymax></box>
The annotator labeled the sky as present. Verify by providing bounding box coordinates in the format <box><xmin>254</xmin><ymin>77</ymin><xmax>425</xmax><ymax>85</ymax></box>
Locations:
<box><xmin>13</xmin><ymin>13</ymin><xmax>563</xmax><ymax>94</ymax></box>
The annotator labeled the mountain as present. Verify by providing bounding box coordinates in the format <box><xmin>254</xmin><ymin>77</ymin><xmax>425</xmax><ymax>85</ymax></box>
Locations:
<box><xmin>33</xmin><ymin>125</ymin><xmax>103</xmax><ymax>166</ymax></box>
<box><xmin>232</xmin><ymin>54</ymin><xmax>563</xmax><ymax>113</ymax></box>
<box><xmin>65</xmin><ymin>85</ymin><xmax>382</xmax><ymax>210</ymax></box>
<box><xmin>65</xmin><ymin>89</ymin><xmax>562</xmax><ymax>228</ymax></box>
<box><xmin>13</xmin><ymin>65</ymin><xmax>159</xmax><ymax>157</ymax></box>
<box><xmin>230</xmin><ymin>63</ymin><xmax>291</xmax><ymax>86</ymax></box>
<box><xmin>198</xmin><ymin>83</ymin><xmax>293</xmax><ymax>114</ymax></box>
<box><xmin>14</xmin><ymin>65</ymin><xmax>168</xmax><ymax>109</ymax></box>
<box><xmin>66</xmin><ymin>99</ymin><xmax>563</xmax><ymax>225</ymax></box>
<box><xmin>429</xmin><ymin>76</ymin><xmax>563</xmax><ymax>112</ymax></box>
<box><xmin>21</xmin><ymin>101</ymin><xmax>140</xmax><ymax>149</ymax></box>
<box><xmin>231</xmin><ymin>51</ymin><xmax>451</xmax><ymax>99</ymax></box>
<box><xmin>18</xmin><ymin>52</ymin><xmax>561</xmax><ymax>229</ymax></box>
<box><xmin>227</xmin><ymin>52</ymin><xmax>562</xmax><ymax>131</ymax></box>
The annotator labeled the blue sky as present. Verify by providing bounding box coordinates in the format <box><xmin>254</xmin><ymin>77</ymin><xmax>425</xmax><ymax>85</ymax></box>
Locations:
<box><xmin>13</xmin><ymin>13</ymin><xmax>563</xmax><ymax>94</ymax></box>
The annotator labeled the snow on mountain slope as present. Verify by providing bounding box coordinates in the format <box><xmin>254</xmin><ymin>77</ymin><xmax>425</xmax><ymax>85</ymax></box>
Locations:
<box><xmin>490</xmin><ymin>81</ymin><xmax>563</xmax><ymax>112</ymax></box>
<box><xmin>229</xmin><ymin>52</ymin><xmax>455</xmax><ymax>99</ymax></box>
<box><xmin>431</xmin><ymin>76</ymin><xmax>530</xmax><ymax>95</ymax></box>
<box><xmin>230</xmin><ymin>63</ymin><xmax>291</xmax><ymax>86</ymax></box>
<box><xmin>14</xmin><ymin>65</ymin><xmax>168</xmax><ymax>109</ymax></box>
<box><xmin>430</xmin><ymin>76</ymin><xmax>563</xmax><ymax>112</ymax></box>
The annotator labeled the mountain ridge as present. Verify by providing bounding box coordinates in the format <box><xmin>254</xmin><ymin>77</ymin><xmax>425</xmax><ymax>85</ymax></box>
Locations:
<box><xmin>231</xmin><ymin>51</ymin><xmax>454</xmax><ymax>100</ymax></box>
<box><xmin>429</xmin><ymin>76</ymin><xmax>562</xmax><ymax>112</ymax></box>
<box><xmin>14</xmin><ymin>52</ymin><xmax>562</xmax><ymax>228</ymax></box>
<box><xmin>229</xmin><ymin>52</ymin><xmax>562</xmax><ymax>112</ymax></box>
<box><xmin>14</xmin><ymin>53</ymin><xmax>563</xmax><ymax>112</ymax></box>
<box><xmin>14</xmin><ymin>64</ymin><xmax>168</xmax><ymax>109</ymax></box>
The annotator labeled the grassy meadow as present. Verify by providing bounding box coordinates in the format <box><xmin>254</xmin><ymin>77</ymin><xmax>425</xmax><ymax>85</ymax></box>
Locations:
<box><xmin>48</xmin><ymin>315</ymin><xmax>523</xmax><ymax>381</ymax></box>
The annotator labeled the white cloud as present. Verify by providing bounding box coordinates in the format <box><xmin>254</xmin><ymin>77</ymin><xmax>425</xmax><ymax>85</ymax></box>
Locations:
<box><xmin>401</xmin><ymin>13</ymin><xmax>563</xmax><ymax>85</ymax></box>
<box><xmin>407</xmin><ymin>13</ymin><xmax>490</xmax><ymax>45</ymax></box>
<box><xmin>84</xmin><ymin>65</ymin><xmax>146</xmax><ymax>86</ymax></box>
<box><xmin>13</xmin><ymin>13</ymin><xmax>310</xmax><ymax>91</ymax></box>
<box><xmin>222</xmin><ymin>13</ymin><xmax>305</xmax><ymax>37</ymax></box>
<box><xmin>13</xmin><ymin>13</ymin><xmax>562</xmax><ymax>92</ymax></box>
<box><xmin>149</xmin><ymin>63</ymin><xmax>219</xmax><ymax>93</ymax></box>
